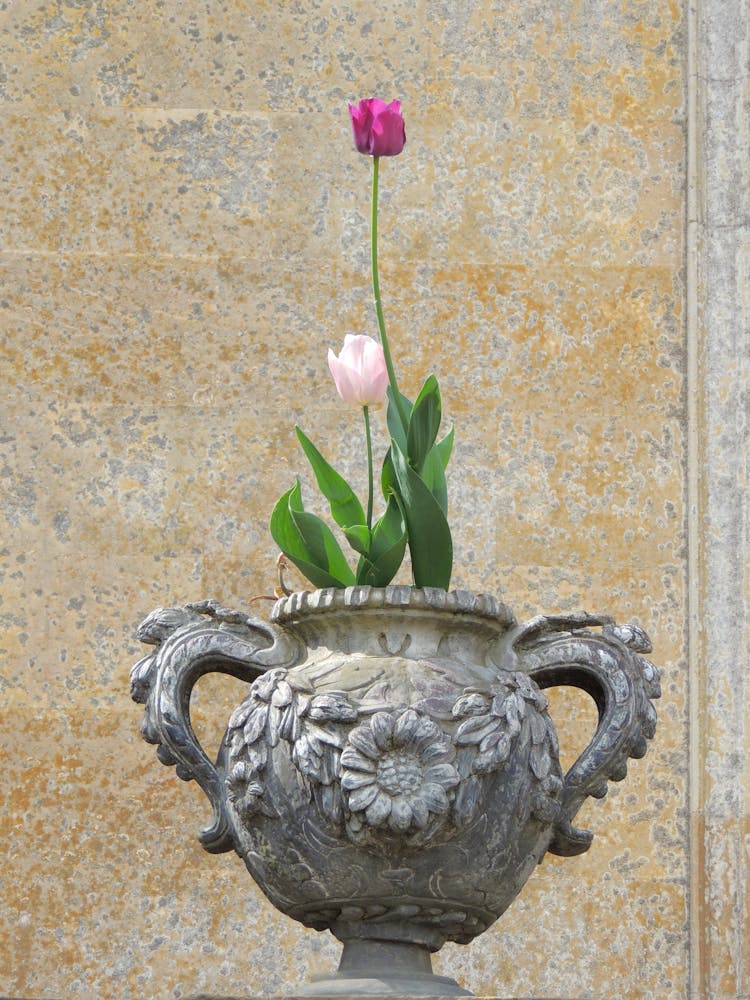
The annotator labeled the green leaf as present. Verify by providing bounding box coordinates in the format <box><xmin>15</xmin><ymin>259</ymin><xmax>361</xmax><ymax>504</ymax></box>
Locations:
<box><xmin>435</xmin><ymin>425</ymin><xmax>454</xmax><ymax>470</ymax></box>
<box><xmin>380</xmin><ymin>446</ymin><xmax>397</xmax><ymax>499</ymax></box>
<box><xmin>356</xmin><ymin>496</ymin><xmax>407</xmax><ymax>587</ymax></box>
<box><xmin>420</xmin><ymin>427</ymin><xmax>454</xmax><ymax>516</ymax></box>
<box><xmin>369</xmin><ymin>494</ymin><xmax>406</xmax><ymax>562</ymax></box>
<box><xmin>421</xmin><ymin>449</ymin><xmax>448</xmax><ymax>516</ymax></box>
<box><xmin>344</xmin><ymin>523</ymin><xmax>371</xmax><ymax>555</ymax></box>
<box><xmin>390</xmin><ymin>441</ymin><xmax>453</xmax><ymax>589</ymax></box>
<box><xmin>406</xmin><ymin>375</ymin><xmax>441</xmax><ymax>472</ymax></box>
<box><xmin>356</xmin><ymin>536</ymin><xmax>407</xmax><ymax>587</ymax></box>
<box><xmin>289</xmin><ymin>512</ymin><xmax>356</xmax><ymax>587</ymax></box>
<box><xmin>295</xmin><ymin>426</ymin><xmax>365</xmax><ymax>530</ymax></box>
<box><xmin>269</xmin><ymin>481</ymin><xmax>355</xmax><ymax>589</ymax></box>
<box><xmin>386</xmin><ymin>386</ymin><xmax>413</xmax><ymax>453</ymax></box>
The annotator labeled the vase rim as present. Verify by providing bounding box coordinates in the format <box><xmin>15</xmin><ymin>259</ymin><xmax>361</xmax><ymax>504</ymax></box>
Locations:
<box><xmin>270</xmin><ymin>585</ymin><xmax>516</xmax><ymax>626</ymax></box>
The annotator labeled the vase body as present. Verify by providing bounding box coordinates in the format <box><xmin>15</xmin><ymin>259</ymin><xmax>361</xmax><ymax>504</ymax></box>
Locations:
<box><xmin>225</xmin><ymin>588</ymin><xmax>561</xmax><ymax>950</ymax></box>
<box><xmin>131</xmin><ymin>586</ymin><xmax>660</xmax><ymax>995</ymax></box>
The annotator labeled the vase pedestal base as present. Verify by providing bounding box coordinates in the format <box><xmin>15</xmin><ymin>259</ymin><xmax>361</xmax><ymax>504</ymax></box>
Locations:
<box><xmin>296</xmin><ymin>974</ymin><xmax>471</xmax><ymax>997</ymax></box>
<box><xmin>295</xmin><ymin>939</ymin><xmax>471</xmax><ymax>997</ymax></box>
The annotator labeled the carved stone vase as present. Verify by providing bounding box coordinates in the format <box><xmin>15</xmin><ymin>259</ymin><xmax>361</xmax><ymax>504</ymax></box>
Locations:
<box><xmin>130</xmin><ymin>586</ymin><xmax>660</xmax><ymax>997</ymax></box>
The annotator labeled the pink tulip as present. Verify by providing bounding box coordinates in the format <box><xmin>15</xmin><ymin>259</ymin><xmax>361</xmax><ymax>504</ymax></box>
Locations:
<box><xmin>348</xmin><ymin>99</ymin><xmax>406</xmax><ymax>157</ymax></box>
<box><xmin>328</xmin><ymin>335</ymin><xmax>389</xmax><ymax>406</ymax></box>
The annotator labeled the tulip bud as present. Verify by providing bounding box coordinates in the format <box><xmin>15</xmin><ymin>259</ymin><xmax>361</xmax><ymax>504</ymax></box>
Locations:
<box><xmin>328</xmin><ymin>335</ymin><xmax>389</xmax><ymax>407</ymax></box>
<box><xmin>348</xmin><ymin>98</ymin><xmax>406</xmax><ymax>157</ymax></box>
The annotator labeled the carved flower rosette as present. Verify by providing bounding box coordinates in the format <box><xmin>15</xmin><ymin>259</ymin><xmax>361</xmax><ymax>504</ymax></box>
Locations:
<box><xmin>131</xmin><ymin>586</ymin><xmax>659</xmax><ymax>955</ymax></box>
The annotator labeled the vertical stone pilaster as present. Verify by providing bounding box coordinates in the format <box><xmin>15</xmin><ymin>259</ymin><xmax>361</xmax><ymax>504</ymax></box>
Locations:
<box><xmin>689</xmin><ymin>0</ymin><xmax>750</xmax><ymax>996</ymax></box>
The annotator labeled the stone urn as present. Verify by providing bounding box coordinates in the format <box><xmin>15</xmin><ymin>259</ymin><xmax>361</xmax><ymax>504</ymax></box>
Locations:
<box><xmin>130</xmin><ymin>586</ymin><xmax>659</xmax><ymax>996</ymax></box>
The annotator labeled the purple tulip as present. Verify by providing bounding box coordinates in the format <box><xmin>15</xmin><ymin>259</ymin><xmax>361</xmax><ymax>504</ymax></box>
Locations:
<box><xmin>328</xmin><ymin>335</ymin><xmax>389</xmax><ymax>407</ymax></box>
<box><xmin>348</xmin><ymin>98</ymin><xmax>406</xmax><ymax>157</ymax></box>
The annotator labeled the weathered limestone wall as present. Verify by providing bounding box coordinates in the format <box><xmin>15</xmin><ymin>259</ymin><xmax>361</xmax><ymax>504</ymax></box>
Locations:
<box><xmin>688</xmin><ymin>0</ymin><xmax>749</xmax><ymax>997</ymax></box>
<box><xmin>0</xmin><ymin>1</ymin><xmax>743</xmax><ymax>998</ymax></box>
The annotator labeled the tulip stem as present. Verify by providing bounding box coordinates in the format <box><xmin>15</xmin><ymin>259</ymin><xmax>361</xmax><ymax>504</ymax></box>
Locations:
<box><xmin>371</xmin><ymin>156</ymin><xmax>410</xmax><ymax>434</ymax></box>
<box><xmin>363</xmin><ymin>405</ymin><xmax>374</xmax><ymax>531</ymax></box>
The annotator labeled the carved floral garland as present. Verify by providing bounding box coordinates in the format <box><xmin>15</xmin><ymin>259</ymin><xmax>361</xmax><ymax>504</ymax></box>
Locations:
<box><xmin>225</xmin><ymin>666</ymin><xmax>563</xmax><ymax>848</ymax></box>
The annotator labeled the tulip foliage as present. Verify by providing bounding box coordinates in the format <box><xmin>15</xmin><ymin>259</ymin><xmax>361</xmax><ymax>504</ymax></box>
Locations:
<box><xmin>271</xmin><ymin>382</ymin><xmax>453</xmax><ymax>591</ymax></box>
<box><xmin>270</xmin><ymin>100</ymin><xmax>454</xmax><ymax>591</ymax></box>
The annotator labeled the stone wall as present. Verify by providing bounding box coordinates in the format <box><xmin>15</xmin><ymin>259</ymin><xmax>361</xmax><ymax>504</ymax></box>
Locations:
<box><xmin>0</xmin><ymin>2</ymin><xmax>745</xmax><ymax>998</ymax></box>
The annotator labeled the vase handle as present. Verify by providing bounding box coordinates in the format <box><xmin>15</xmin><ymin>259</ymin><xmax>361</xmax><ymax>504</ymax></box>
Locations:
<box><xmin>130</xmin><ymin>600</ymin><xmax>300</xmax><ymax>853</ymax></box>
<box><xmin>511</xmin><ymin>612</ymin><xmax>660</xmax><ymax>857</ymax></box>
